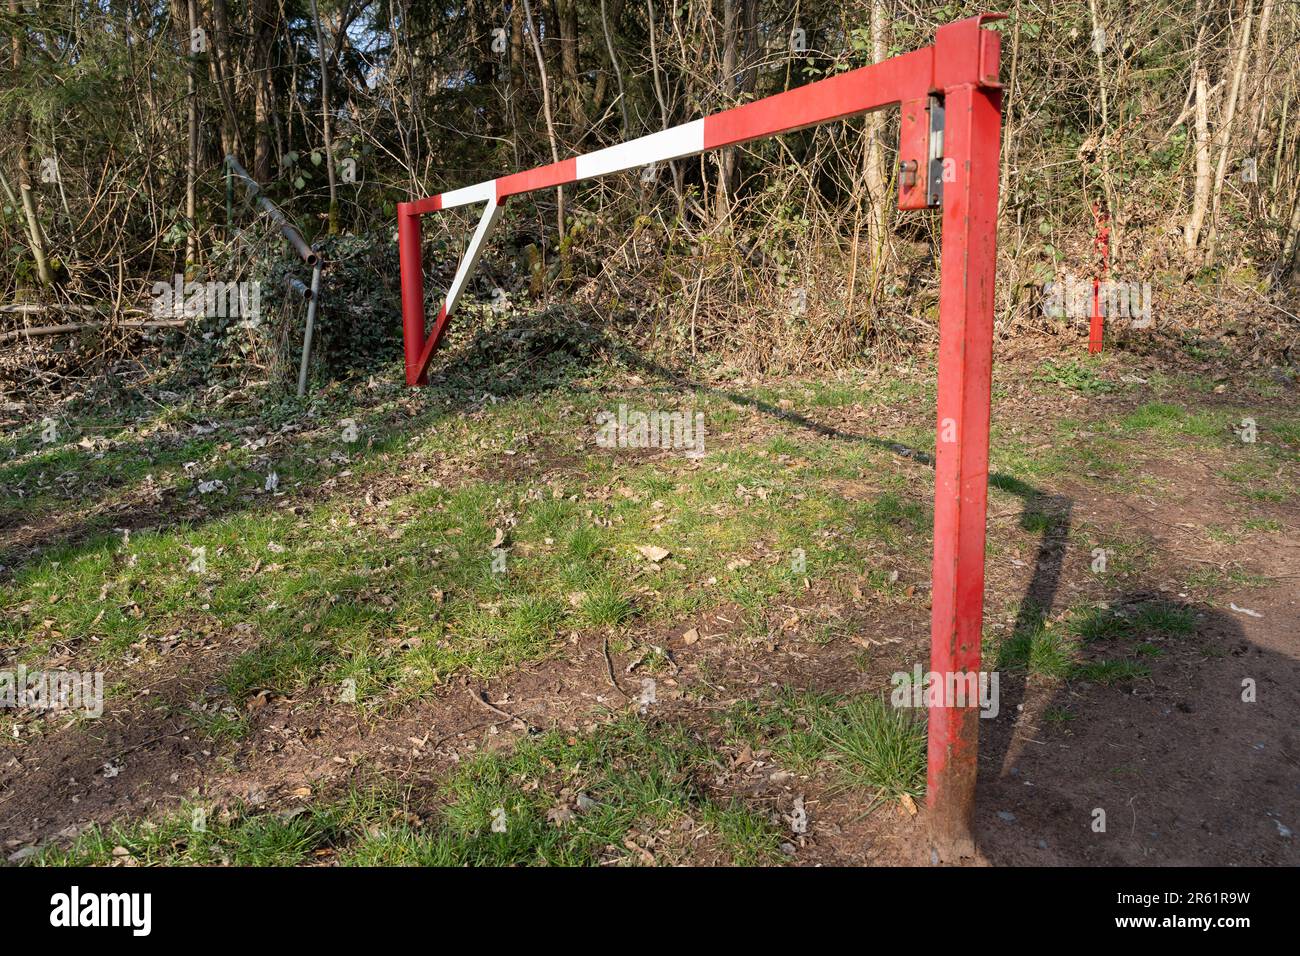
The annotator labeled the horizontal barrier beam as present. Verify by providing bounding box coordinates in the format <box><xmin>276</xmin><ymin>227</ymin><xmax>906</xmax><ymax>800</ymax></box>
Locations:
<box><xmin>399</xmin><ymin>18</ymin><xmax>1002</xmax><ymax>385</ymax></box>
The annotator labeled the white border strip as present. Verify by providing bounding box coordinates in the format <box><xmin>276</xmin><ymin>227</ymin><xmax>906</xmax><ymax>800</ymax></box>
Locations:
<box><xmin>440</xmin><ymin>180</ymin><xmax>496</xmax><ymax>210</ymax></box>
<box><xmin>575</xmin><ymin>120</ymin><xmax>706</xmax><ymax>181</ymax></box>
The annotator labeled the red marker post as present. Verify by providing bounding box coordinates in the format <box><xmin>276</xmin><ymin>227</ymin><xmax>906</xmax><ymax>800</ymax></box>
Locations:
<box><xmin>1089</xmin><ymin>203</ymin><xmax>1110</xmax><ymax>354</ymax></box>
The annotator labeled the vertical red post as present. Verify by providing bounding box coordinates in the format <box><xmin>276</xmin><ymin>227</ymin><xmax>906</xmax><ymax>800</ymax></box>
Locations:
<box><xmin>397</xmin><ymin>203</ymin><xmax>428</xmax><ymax>386</ymax></box>
<box><xmin>928</xmin><ymin>77</ymin><xmax>1002</xmax><ymax>860</ymax></box>
<box><xmin>1089</xmin><ymin>280</ymin><xmax>1103</xmax><ymax>353</ymax></box>
<box><xmin>1088</xmin><ymin>205</ymin><xmax>1109</xmax><ymax>354</ymax></box>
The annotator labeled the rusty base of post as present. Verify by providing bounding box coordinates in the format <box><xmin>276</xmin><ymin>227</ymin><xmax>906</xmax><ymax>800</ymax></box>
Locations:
<box><xmin>928</xmin><ymin>817</ymin><xmax>977</xmax><ymax>863</ymax></box>
<box><xmin>926</xmin><ymin>706</ymin><xmax>979</xmax><ymax>863</ymax></box>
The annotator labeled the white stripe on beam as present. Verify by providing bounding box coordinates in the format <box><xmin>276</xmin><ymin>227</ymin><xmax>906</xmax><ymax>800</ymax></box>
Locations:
<box><xmin>444</xmin><ymin>199</ymin><xmax>504</xmax><ymax>316</ymax></box>
<box><xmin>575</xmin><ymin>120</ymin><xmax>705</xmax><ymax>181</ymax></box>
<box><xmin>440</xmin><ymin>180</ymin><xmax>496</xmax><ymax>210</ymax></box>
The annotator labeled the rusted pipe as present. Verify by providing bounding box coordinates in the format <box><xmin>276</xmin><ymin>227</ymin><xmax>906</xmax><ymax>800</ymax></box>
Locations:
<box><xmin>224</xmin><ymin>155</ymin><xmax>320</xmax><ymax>267</ymax></box>
<box><xmin>285</xmin><ymin>276</ymin><xmax>313</xmax><ymax>300</ymax></box>
<box><xmin>297</xmin><ymin>261</ymin><xmax>323</xmax><ymax>398</ymax></box>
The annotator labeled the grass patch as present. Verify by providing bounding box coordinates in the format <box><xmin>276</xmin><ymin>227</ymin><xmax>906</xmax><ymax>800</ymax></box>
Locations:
<box><xmin>37</xmin><ymin>717</ymin><xmax>782</xmax><ymax>867</ymax></box>
<box><xmin>726</xmin><ymin>691</ymin><xmax>925</xmax><ymax>806</ymax></box>
<box><xmin>997</xmin><ymin>602</ymin><xmax>1192</xmax><ymax>685</ymax></box>
<box><xmin>1034</xmin><ymin>359</ymin><xmax>1115</xmax><ymax>395</ymax></box>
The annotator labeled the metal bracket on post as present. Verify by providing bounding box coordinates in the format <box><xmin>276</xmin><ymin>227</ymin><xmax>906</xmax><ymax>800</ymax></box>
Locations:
<box><xmin>898</xmin><ymin>97</ymin><xmax>931</xmax><ymax>210</ymax></box>
<box><xmin>898</xmin><ymin>95</ymin><xmax>945</xmax><ymax>211</ymax></box>
<box><xmin>927</xmin><ymin>95</ymin><xmax>946</xmax><ymax>208</ymax></box>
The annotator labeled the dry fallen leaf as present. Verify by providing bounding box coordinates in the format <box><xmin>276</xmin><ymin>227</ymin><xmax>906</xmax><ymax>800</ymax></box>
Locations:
<box><xmin>636</xmin><ymin>545</ymin><xmax>670</xmax><ymax>563</ymax></box>
<box><xmin>623</xmin><ymin>837</ymin><xmax>656</xmax><ymax>866</ymax></box>
<box><xmin>546</xmin><ymin>805</ymin><xmax>576</xmax><ymax>827</ymax></box>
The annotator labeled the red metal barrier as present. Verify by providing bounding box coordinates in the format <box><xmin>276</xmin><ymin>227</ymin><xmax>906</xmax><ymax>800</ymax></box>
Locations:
<box><xmin>398</xmin><ymin>14</ymin><xmax>1005</xmax><ymax>860</ymax></box>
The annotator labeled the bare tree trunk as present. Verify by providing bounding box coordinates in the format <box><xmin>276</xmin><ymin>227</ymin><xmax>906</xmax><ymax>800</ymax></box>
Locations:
<box><xmin>555</xmin><ymin>0</ymin><xmax>583</xmax><ymax>126</ymax></box>
<box><xmin>1088</xmin><ymin>0</ymin><xmax>1119</xmax><ymax>255</ymax></box>
<box><xmin>1204</xmin><ymin>0</ymin><xmax>1254</xmax><ymax>261</ymax></box>
<box><xmin>310</xmin><ymin>0</ymin><xmax>339</xmax><ymax>234</ymax></box>
<box><xmin>1247</xmin><ymin>0</ymin><xmax>1276</xmax><ymax>145</ymax></box>
<box><xmin>510</xmin><ymin>0</ymin><xmax>525</xmax><ymax>93</ymax></box>
<box><xmin>740</xmin><ymin>0</ymin><xmax>758</xmax><ymax>96</ymax></box>
<box><xmin>600</xmin><ymin>0</ymin><xmax>629</xmax><ymax>138</ymax></box>
<box><xmin>715</xmin><ymin>0</ymin><xmax>738</xmax><ymax>219</ymax></box>
<box><xmin>862</xmin><ymin>0</ymin><xmax>891</xmax><ymax>252</ymax></box>
<box><xmin>270</xmin><ymin>29</ymin><xmax>287</xmax><ymax>166</ymax></box>
<box><xmin>1183</xmin><ymin>69</ymin><xmax>1212</xmax><ymax>253</ymax></box>
<box><xmin>251</xmin><ymin>0</ymin><xmax>276</xmax><ymax>183</ymax></box>
<box><xmin>10</xmin><ymin>0</ymin><xmax>53</xmax><ymax>287</ymax></box>
<box><xmin>644</xmin><ymin>0</ymin><xmax>683</xmax><ymax>215</ymax></box>
<box><xmin>15</xmin><ymin>120</ymin><xmax>52</xmax><ymax>287</ymax></box>
<box><xmin>1284</xmin><ymin>188</ymin><xmax>1300</xmax><ymax>283</ymax></box>
<box><xmin>211</xmin><ymin>0</ymin><xmax>243</xmax><ymax>159</ymax></box>
<box><xmin>1271</xmin><ymin>90</ymin><xmax>1291</xmax><ymax>204</ymax></box>
<box><xmin>185</xmin><ymin>0</ymin><xmax>200</xmax><ymax>267</ymax></box>
<box><xmin>522</xmin><ymin>0</ymin><xmax>564</xmax><ymax>239</ymax></box>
